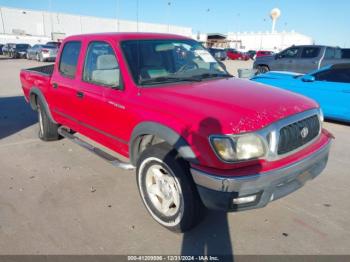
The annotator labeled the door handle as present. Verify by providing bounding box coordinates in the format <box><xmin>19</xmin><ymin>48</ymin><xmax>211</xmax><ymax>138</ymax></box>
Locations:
<box><xmin>76</xmin><ymin>91</ymin><xmax>84</xmax><ymax>98</ymax></box>
<box><xmin>52</xmin><ymin>83</ymin><xmax>58</xmax><ymax>89</ymax></box>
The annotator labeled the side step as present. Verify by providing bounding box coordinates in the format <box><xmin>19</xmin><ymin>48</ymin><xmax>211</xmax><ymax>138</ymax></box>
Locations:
<box><xmin>58</xmin><ymin>126</ymin><xmax>135</xmax><ymax>171</ymax></box>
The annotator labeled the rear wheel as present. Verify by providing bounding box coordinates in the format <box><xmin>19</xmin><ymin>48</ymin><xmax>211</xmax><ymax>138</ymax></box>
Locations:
<box><xmin>37</xmin><ymin>98</ymin><xmax>60</xmax><ymax>141</ymax></box>
<box><xmin>136</xmin><ymin>143</ymin><xmax>205</xmax><ymax>232</ymax></box>
<box><xmin>257</xmin><ymin>65</ymin><xmax>269</xmax><ymax>74</ymax></box>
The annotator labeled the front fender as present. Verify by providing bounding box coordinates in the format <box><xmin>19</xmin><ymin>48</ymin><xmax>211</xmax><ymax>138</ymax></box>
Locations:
<box><xmin>129</xmin><ymin>121</ymin><xmax>199</xmax><ymax>165</ymax></box>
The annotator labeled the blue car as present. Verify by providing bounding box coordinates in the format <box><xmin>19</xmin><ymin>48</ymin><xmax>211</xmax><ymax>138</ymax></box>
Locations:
<box><xmin>251</xmin><ymin>63</ymin><xmax>350</xmax><ymax>123</ymax></box>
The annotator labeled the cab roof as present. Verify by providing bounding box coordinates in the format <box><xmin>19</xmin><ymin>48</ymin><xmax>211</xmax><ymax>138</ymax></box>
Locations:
<box><xmin>64</xmin><ymin>32</ymin><xmax>191</xmax><ymax>42</ymax></box>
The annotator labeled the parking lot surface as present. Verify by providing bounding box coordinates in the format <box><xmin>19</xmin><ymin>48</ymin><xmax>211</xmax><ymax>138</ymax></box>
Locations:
<box><xmin>0</xmin><ymin>56</ymin><xmax>349</xmax><ymax>255</ymax></box>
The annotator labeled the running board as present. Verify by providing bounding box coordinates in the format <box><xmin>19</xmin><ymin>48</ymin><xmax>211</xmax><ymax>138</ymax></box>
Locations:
<box><xmin>58</xmin><ymin>126</ymin><xmax>135</xmax><ymax>171</ymax></box>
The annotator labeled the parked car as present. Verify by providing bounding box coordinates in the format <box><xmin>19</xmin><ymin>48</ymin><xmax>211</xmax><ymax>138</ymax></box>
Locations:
<box><xmin>20</xmin><ymin>33</ymin><xmax>332</xmax><ymax>232</ymax></box>
<box><xmin>254</xmin><ymin>45</ymin><xmax>350</xmax><ymax>74</ymax></box>
<box><xmin>8</xmin><ymin>43</ymin><xmax>31</xmax><ymax>58</ymax></box>
<box><xmin>342</xmin><ymin>48</ymin><xmax>350</xmax><ymax>59</ymax></box>
<box><xmin>2</xmin><ymin>43</ymin><xmax>15</xmax><ymax>56</ymax></box>
<box><xmin>256</xmin><ymin>50</ymin><xmax>274</xmax><ymax>58</ymax></box>
<box><xmin>226</xmin><ymin>49</ymin><xmax>250</xmax><ymax>60</ymax></box>
<box><xmin>27</xmin><ymin>44</ymin><xmax>58</xmax><ymax>62</ymax></box>
<box><xmin>247</xmin><ymin>50</ymin><xmax>256</xmax><ymax>60</ymax></box>
<box><xmin>0</xmin><ymin>44</ymin><xmax>3</xmax><ymax>55</ymax></box>
<box><xmin>208</xmin><ymin>48</ymin><xmax>227</xmax><ymax>60</ymax></box>
<box><xmin>251</xmin><ymin>63</ymin><xmax>350</xmax><ymax>123</ymax></box>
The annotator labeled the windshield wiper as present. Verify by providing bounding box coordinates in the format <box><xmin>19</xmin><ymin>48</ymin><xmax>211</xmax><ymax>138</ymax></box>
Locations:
<box><xmin>139</xmin><ymin>76</ymin><xmax>202</xmax><ymax>85</ymax></box>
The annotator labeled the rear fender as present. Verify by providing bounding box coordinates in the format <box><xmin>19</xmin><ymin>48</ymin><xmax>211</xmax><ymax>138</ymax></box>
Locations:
<box><xmin>29</xmin><ymin>87</ymin><xmax>57</xmax><ymax>124</ymax></box>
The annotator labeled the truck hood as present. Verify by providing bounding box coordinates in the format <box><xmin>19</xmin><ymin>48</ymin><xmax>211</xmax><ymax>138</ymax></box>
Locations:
<box><xmin>251</xmin><ymin>71</ymin><xmax>303</xmax><ymax>81</ymax></box>
<box><xmin>141</xmin><ymin>78</ymin><xmax>318</xmax><ymax>134</ymax></box>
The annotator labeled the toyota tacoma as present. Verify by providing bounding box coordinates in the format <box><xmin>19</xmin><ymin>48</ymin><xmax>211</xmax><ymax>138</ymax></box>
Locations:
<box><xmin>20</xmin><ymin>33</ymin><xmax>333</xmax><ymax>232</ymax></box>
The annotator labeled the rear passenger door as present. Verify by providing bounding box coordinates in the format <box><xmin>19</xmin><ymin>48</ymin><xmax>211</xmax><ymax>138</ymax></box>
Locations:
<box><xmin>320</xmin><ymin>47</ymin><xmax>344</xmax><ymax>68</ymax></box>
<box><xmin>50</xmin><ymin>41</ymin><xmax>82</xmax><ymax>125</ymax></box>
<box><xmin>299</xmin><ymin>46</ymin><xmax>321</xmax><ymax>73</ymax></box>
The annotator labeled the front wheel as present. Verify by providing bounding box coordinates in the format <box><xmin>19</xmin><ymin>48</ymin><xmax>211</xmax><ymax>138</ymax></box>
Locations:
<box><xmin>257</xmin><ymin>65</ymin><xmax>269</xmax><ymax>74</ymax></box>
<box><xmin>136</xmin><ymin>143</ymin><xmax>205</xmax><ymax>232</ymax></box>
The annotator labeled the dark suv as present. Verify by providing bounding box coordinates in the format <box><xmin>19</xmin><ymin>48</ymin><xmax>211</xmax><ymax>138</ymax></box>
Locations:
<box><xmin>9</xmin><ymin>44</ymin><xmax>31</xmax><ymax>58</ymax></box>
<box><xmin>342</xmin><ymin>48</ymin><xmax>350</xmax><ymax>59</ymax></box>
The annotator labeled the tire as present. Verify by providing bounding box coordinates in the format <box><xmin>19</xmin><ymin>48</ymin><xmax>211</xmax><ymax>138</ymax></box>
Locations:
<box><xmin>136</xmin><ymin>143</ymin><xmax>205</xmax><ymax>232</ymax></box>
<box><xmin>37</xmin><ymin>98</ymin><xmax>60</xmax><ymax>141</ymax></box>
<box><xmin>257</xmin><ymin>65</ymin><xmax>269</xmax><ymax>74</ymax></box>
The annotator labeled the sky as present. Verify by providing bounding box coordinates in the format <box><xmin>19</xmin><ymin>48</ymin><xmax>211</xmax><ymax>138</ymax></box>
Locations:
<box><xmin>0</xmin><ymin>0</ymin><xmax>349</xmax><ymax>47</ymax></box>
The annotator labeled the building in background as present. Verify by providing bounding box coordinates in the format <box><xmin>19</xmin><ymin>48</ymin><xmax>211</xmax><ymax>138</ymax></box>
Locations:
<box><xmin>192</xmin><ymin>31</ymin><xmax>314</xmax><ymax>52</ymax></box>
<box><xmin>227</xmin><ymin>31</ymin><xmax>314</xmax><ymax>52</ymax></box>
<box><xmin>0</xmin><ymin>6</ymin><xmax>314</xmax><ymax>52</ymax></box>
<box><xmin>0</xmin><ymin>6</ymin><xmax>192</xmax><ymax>45</ymax></box>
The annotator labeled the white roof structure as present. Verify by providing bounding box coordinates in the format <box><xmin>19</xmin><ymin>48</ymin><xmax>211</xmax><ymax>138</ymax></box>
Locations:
<box><xmin>227</xmin><ymin>31</ymin><xmax>314</xmax><ymax>52</ymax></box>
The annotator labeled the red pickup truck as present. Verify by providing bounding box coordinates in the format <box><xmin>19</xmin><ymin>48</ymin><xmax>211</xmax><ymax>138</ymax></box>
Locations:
<box><xmin>20</xmin><ymin>33</ymin><xmax>333</xmax><ymax>232</ymax></box>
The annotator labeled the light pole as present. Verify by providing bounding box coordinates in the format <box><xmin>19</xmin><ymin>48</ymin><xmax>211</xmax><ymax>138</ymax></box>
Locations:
<box><xmin>136</xmin><ymin>0</ymin><xmax>139</xmax><ymax>32</ymax></box>
<box><xmin>166</xmin><ymin>1</ymin><xmax>171</xmax><ymax>33</ymax></box>
<box><xmin>0</xmin><ymin>7</ymin><xmax>6</xmax><ymax>34</ymax></box>
<box><xmin>49</xmin><ymin>0</ymin><xmax>53</xmax><ymax>39</ymax></box>
<box><xmin>116</xmin><ymin>0</ymin><xmax>120</xmax><ymax>32</ymax></box>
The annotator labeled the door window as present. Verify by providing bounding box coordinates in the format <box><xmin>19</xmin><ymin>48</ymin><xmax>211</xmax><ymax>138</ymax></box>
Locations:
<box><xmin>314</xmin><ymin>67</ymin><xmax>350</xmax><ymax>83</ymax></box>
<box><xmin>59</xmin><ymin>41</ymin><xmax>81</xmax><ymax>78</ymax></box>
<box><xmin>324</xmin><ymin>48</ymin><xmax>342</xmax><ymax>59</ymax></box>
<box><xmin>83</xmin><ymin>41</ymin><xmax>120</xmax><ymax>88</ymax></box>
<box><xmin>280</xmin><ymin>47</ymin><xmax>300</xmax><ymax>58</ymax></box>
<box><xmin>301</xmin><ymin>47</ymin><xmax>320</xmax><ymax>58</ymax></box>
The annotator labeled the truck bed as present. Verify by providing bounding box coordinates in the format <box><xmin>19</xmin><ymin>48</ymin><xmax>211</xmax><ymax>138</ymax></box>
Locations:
<box><xmin>20</xmin><ymin>64</ymin><xmax>54</xmax><ymax>101</ymax></box>
<box><xmin>23</xmin><ymin>64</ymin><xmax>55</xmax><ymax>76</ymax></box>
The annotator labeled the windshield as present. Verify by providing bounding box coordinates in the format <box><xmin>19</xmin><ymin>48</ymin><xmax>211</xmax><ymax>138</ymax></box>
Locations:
<box><xmin>16</xmin><ymin>44</ymin><xmax>29</xmax><ymax>50</ymax></box>
<box><xmin>121</xmin><ymin>39</ymin><xmax>230</xmax><ymax>86</ymax></box>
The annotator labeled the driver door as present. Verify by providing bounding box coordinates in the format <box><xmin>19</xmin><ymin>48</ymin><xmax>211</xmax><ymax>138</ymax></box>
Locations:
<box><xmin>294</xmin><ymin>68</ymin><xmax>350</xmax><ymax>119</ymax></box>
<box><xmin>273</xmin><ymin>46</ymin><xmax>301</xmax><ymax>72</ymax></box>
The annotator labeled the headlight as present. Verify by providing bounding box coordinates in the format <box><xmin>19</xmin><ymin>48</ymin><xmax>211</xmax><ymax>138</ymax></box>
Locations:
<box><xmin>235</xmin><ymin>134</ymin><xmax>265</xmax><ymax>160</ymax></box>
<box><xmin>210</xmin><ymin>134</ymin><xmax>266</xmax><ymax>162</ymax></box>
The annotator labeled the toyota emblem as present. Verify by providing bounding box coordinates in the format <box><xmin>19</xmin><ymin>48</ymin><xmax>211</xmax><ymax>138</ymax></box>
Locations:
<box><xmin>300</xmin><ymin>127</ymin><xmax>309</xmax><ymax>138</ymax></box>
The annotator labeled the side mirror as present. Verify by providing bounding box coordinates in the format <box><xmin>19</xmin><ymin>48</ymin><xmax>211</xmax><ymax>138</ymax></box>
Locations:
<box><xmin>301</xmin><ymin>75</ymin><xmax>315</xmax><ymax>82</ymax></box>
<box><xmin>275</xmin><ymin>54</ymin><xmax>281</xmax><ymax>60</ymax></box>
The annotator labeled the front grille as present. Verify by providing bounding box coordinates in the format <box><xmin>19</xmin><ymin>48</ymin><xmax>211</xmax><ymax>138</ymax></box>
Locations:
<box><xmin>278</xmin><ymin>115</ymin><xmax>320</xmax><ymax>155</ymax></box>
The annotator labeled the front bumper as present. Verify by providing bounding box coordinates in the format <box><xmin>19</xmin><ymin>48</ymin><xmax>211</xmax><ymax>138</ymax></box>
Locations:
<box><xmin>191</xmin><ymin>139</ymin><xmax>331</xmax><ymax>211</ymax></box>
